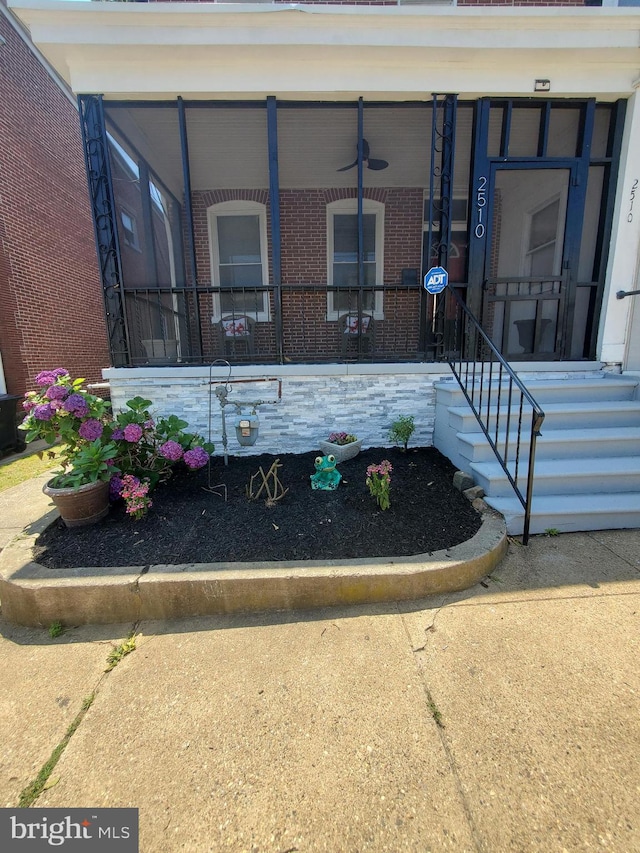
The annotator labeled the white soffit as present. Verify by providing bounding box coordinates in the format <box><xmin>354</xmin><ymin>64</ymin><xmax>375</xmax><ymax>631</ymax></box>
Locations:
<box><xmin>8</xmin><ymin>1</ymin><xmax>640</xmax><ymax>99</ymax></box>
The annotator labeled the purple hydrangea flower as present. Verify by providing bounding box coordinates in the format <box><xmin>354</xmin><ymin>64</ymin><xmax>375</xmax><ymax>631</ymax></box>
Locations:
<box><xmin>35</xmin><ymin>371</ymin><xmax>58</xmax><ymax>387</ymax></box>
<box><xmin>45</xmin><ymin>384</ymin><xmax>68</xmax><ymax>401</ymax></box>
<box><xmin>22</xmin><ymin>400</ymin><xmax>35</xmax><ymax>412</ymax></box>
<box><xmin>78</xmin><ymin>418</ymin><xmax>104</xmax><ymax>441</ymax></box>
<box><xmin>123</xmin><ymin>423</ymin><xmax>143</xmax><ymax>443</ymax></box>
<box><xmin>183</xmin><ymin>446</ymin><xmax>209</xmax><ymax>470</ymax></box>
<box><xmin>111</xmin><ymin>427</ymin><xmax>125</xmax><ymax>441</ymax></box>
<box><xmin>109</xmin><ymin>475</ymin><xmax>124</xmax><ymax>501</ymax></box>
<box><xmin>159</xmin><ymin>440</ymin><xmax>184</xmax><ymax>462</ymax></box>
<box><xmin>52</xmin><ymin>368</ymin><xmax>69</xmax><ymax>377</ymax></box>
<box><xmin>33</xmin><ymin>403</ymin><xmax>54</xmax><ymax>421</ymax></box>
<box><xmin>49</xmin><ymin>400</ymin><xmax>63</xmax><ymax>412</ymax></box>
<box><xmin>63</xmin><ymin>394</ymin><xmax>89</xmax><ymax>418</ymax></box>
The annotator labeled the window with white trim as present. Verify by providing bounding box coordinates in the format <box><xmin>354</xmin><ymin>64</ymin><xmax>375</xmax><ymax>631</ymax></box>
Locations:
<box><xmin>208</xmin><ymin>200</ymin><xmax>270</xmax><ymax>321</ymax></box>
<box><xmin>326</xmin><ymin>199</ymin><xmax>384</xmax><ymax>319</ymax></box>
<box><xmin>120</xmin><ymin>209</ymin><xmax>140</xmax><ymax>251</ymax></box>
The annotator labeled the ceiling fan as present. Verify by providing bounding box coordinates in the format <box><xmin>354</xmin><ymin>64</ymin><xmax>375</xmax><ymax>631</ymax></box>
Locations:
<box><xmin>337</xmin><ymin>139</ymin><xmax>389</xmax><ymax>172</ymax></box>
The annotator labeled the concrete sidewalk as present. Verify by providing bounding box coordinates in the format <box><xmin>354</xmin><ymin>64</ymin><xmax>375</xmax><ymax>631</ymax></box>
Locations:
<box><xmin>1</xmin><ymin>478</ymin><xmax>639</xmax><ymax>851</ymax></box>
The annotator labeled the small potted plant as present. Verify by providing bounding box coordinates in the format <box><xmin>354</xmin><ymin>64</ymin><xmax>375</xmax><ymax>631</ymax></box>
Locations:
<box><xmin>318</xmin><ymin>431</ymin><xmax>363</xmax><ymax>463</ymax></box>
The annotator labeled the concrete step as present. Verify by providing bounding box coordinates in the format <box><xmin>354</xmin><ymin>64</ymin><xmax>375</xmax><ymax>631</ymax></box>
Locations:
<box><xmin>484</xmin><ymin>492</ymin><xmax>640</xmax><ymax>536</ymax></box>
<box><xmin>471</xmin><ymin>456</ymin><xmax>640</xmax><ymax>497</ymax></box>
<box><xmin>447</xmin><ymin>400</ymin><xmax>640</xmax><ymax>434</ymax></box>
<box><xmin>434</xmin><ymin>376</ymin><xmax>639</xmax><ymax>408</ymax></box>
<box><xmin>457</xmin><ymin>426</ymin><xmax>640</xmax><ymax>464</ymax></box>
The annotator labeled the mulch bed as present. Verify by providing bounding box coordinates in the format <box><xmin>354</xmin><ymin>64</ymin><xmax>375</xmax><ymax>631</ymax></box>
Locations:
<box><xmin>34</xmin><ymin>447</ymin><xmax>483</xmax><ymax>568</ymax></box>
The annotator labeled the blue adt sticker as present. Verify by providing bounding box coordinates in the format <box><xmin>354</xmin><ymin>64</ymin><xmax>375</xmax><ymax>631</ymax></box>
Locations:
<box><xmin>424</xmin><ymin>266</ymin><xmax>448</xmax><ymax>294</ymax></box>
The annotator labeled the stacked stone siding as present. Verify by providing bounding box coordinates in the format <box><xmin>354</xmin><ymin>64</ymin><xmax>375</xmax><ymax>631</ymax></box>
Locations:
<box><xmin>105</xmin><ymin>367</ymin><xmax>449</xmax><ymax>457</ymax></box>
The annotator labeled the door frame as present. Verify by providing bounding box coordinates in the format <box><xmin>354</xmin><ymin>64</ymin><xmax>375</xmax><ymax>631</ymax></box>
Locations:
<box><xmin>467</xmin><ymin>99</ymin><xmax>592</xmax><ymax>361</ymax></box>
<box><xmin>481</xmin><ymin>160</ymin><xmax>580</xmax><ymax>360</ymax></box>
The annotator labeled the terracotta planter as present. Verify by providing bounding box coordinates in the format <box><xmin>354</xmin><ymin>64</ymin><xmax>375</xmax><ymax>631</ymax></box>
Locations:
<box><xmin>318</xmin><ymin>438</ymin><xmax>363</xmax><ymax>463</ymax></box>
<box><xmin>43</xmin><ymin>479</ymin><xmax>110</xmax><ymax>528</ymax></box>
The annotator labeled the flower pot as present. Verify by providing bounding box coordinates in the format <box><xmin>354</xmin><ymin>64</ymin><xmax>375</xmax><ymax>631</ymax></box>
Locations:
<box><xmin>318</xmin><ymin>438</ymin><xmax>363</xmax><ymax>463</ymax></box>
<box><xmin>43</xmin><ymin>479</ymin><xmax>110</xmax><ymax>528</ymax></box>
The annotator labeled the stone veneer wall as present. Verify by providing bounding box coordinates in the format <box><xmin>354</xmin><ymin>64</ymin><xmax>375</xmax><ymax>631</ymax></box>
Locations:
<box><xmin>103</xmin><ymin>365</ymin><xmax>452</xmax><ymax>458</ymax></box>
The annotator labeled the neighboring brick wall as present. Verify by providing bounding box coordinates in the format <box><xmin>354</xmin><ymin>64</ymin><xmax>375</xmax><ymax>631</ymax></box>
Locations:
<box><xmin>105</xmin><ymin>368</ymin><xmax>447</xmax><ymax>456</ymax></box>
<box><xmin>0</xmin><ymin>7</ymin><xmax>109</xmax><ymax>397</ymax></box>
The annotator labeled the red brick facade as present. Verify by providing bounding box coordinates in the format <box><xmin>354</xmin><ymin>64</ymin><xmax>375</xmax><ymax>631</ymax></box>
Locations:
<box><xmin>0</xmin><ymin>6</ymin><xmax>109</xmax><ymax>396</ymax></box>
<box><xmin>190</xmin><ymin>186</ymin><xmax>424</xmax><ymax>358</ymax></box>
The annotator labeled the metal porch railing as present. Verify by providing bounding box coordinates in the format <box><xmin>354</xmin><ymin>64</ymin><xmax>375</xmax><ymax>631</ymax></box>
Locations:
<box><xmin>117</xmin><ymin>282</ymin><xmax>426</xmax><ymax>366</ymax></box>
<box><xmin>440</xmin><ymin>286</ymin><xmax>545</xmax><ymax>545</ymax></box>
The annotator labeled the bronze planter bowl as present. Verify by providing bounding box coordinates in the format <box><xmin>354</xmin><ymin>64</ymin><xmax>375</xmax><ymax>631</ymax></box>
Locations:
<box><xmin>43</xmin><ymin>479</ymin><xmax>110</xmax><ymax>528</ymax></box>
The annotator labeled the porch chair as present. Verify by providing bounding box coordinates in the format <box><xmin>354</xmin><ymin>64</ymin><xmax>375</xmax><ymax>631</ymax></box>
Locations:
<box><xmin>219</xmin><ymin>314</ymin><xmax>255</xmax><ymax>357</ymax></box>
<box><xmin>340</xmin><ymin>313</ymin><xmax>374</xmax><ymax>356</ymax></box>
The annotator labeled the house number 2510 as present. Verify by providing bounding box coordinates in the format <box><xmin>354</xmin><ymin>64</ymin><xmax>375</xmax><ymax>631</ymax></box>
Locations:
<box><xmin>475</xmin><ymin>176</ymin><xmax>488</xmax><ymax>238</ymax></box>
<box><xmin>628</xmin><ymin>178</ymin><xmax>638</xmax><ymax>223</ymax></box>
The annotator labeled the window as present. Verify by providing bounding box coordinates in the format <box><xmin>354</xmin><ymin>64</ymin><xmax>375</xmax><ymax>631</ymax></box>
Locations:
<box><xmin>326</xmin><ymin>199</ymin><xmax>384</xmax><ymax>319</ymax></box>
<box><xmin>208</xmin><ymin>200</ymin><xmax>270</xmax><ymax>321</ymax></box>
<box><xmin>119</xmin><ymin>209</ymin><xmax>140</xmax><ymax>251</ymax></box>
<box><xmin>524</xmin><ymin>193</ymin><xmax>566</xmax><ymax>278</ymax></box>
<box><xmin>423</xmin><ymin>195</ymin><xmax>469</xmax><ymax>283</ymax></box>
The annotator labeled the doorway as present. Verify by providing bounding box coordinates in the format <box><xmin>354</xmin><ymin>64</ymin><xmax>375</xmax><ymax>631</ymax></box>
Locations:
<box><xmin>481</xmin><ymin>165</ymin><xmax>576</xmax><ymax>360</ymax></box>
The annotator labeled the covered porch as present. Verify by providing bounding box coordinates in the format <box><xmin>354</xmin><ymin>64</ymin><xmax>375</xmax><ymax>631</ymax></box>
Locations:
<box><xmin>80</xmin><ymin>94</ymin><xmax>625</xmax><ymax>369</ymax></box>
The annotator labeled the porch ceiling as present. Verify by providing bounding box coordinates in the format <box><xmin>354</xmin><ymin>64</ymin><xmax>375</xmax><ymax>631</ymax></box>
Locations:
<box><xmin>8</xmin><ymin>1</ymin><xmax>640</xmax><ymax>100</ymax></box>
<box><xmin>108</xmin><ymin>103</ymin><xmax>473</xmax><ymax>197</ymax></box>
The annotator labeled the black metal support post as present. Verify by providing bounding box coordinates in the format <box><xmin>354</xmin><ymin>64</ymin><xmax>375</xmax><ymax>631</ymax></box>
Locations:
<box><xmin>77</xmin><ymin>94</ymin><xmax>130</xmax><ymax>367</ymax></box>
<box><xmin>267</xmin><ymin>96</ymin><xmax>284</xmax><ymax>364</ymax></box>
<box><xmin>177</xmin><ymin>96</ymin><xmax>203</xmax><ymax>359</ymax></box>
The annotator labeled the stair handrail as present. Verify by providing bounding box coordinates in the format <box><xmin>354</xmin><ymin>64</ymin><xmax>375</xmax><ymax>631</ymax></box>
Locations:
<box><xmin>441</xmin><ymin>286</ymin><xmax>545</xmax><ymax>545</ymax></box>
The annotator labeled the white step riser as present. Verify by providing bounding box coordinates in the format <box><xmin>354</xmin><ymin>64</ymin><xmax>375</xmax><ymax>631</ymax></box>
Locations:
<box><xmin>458</xmin><ymin>434</ymin><xmax>640</xmax><ymax>464</ymax></box>
<box><xmin>472</xmin><ymin>467</ymin><xmax>640</xmax><ymax>498</ymax></box>
<box><xmin>448</xmin><ymin>407</ymin><xmax>640</xmax><ymax>434</ymax></box>
<box><xmin>435</xmin><ymin>379</ymin><xmax>637</xmax><ymax>408</ymax></box>
<box><xmin>485</xmin><ymin>501</ymin><xmax>640</xmax><ymax>537</ymax></box>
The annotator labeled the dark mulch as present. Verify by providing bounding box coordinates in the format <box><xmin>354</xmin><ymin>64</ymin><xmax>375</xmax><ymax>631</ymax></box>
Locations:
<box><xmin>34</xmin><ymin>447</ymin><xmax>483</xmax><ymax>568</ymax></box>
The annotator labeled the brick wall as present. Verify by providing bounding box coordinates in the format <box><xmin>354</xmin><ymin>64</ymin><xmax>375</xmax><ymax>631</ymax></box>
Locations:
<box><xmin>192</xmin><ymin>186</ymin><xmax>424</xmax><ymax>357</ymax></box>
<box><xmin>0</xmin><ymin>7</ymin><xmax>109</xmax><ymax>397</ymax></box>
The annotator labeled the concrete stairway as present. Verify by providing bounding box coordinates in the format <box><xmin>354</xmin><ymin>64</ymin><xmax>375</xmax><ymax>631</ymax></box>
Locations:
<box><xmin>433</xmin><ymin>372</ymin><xmax>640</xmax><ymax>535</ymax></box>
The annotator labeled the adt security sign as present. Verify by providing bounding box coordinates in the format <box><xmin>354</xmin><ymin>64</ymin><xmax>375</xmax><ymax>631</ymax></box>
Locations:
<box><xmin>424</xmin><ymin>266</ymin><xmax>448</xmax><ymax>295</ymax></box>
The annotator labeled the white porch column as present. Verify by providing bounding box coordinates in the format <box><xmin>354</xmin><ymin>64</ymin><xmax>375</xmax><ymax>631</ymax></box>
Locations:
<box><xmin>598</xmin><ymin>90</ymin><xmax>640</xmax><ymax>365</ymax></box>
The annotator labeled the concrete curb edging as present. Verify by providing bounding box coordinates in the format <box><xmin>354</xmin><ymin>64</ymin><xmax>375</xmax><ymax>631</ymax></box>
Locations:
<box><xmin>0</xmin><ymin>510</ymin><xmax>507</xmax><ymax>627</ymax></box>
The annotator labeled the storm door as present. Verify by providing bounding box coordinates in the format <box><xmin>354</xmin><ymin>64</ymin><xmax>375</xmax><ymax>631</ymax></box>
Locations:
<box><xmin>482</xmin><ymin>165</ymin><xmax>576</xmax><ymax>360</ymax></box>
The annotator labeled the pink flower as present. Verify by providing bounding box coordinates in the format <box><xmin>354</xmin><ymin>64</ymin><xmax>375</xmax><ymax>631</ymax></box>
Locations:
<box><xmin>45</xmin><ymin>384</ymin><xmax>68</xmax><ymax>401</ymax></box>
<box><xmin>78</xmin><ymin>418</ymin><xmax>104</xmax><ymax>441</ymax></box>
<box><xmin>183</xmin><ymin>446</ymin><xmax>209</xmax><ymax>470</ymax></box>
<box><xmin>35</xmin><ymin>371</ymin><xmax>57</xmax><ymax>387</ymax></box>
<box><xmin>159</xmin><ymin>440</ymin><xmax>183</xmax><ymax>462</ymax></box>
<box><xmin>123</xmin><ymin>424</ymin><xmax>143</xmax><ymax>443</ymax></box>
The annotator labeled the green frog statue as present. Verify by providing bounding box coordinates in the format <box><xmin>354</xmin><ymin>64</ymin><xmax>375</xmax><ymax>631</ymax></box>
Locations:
<box><xmin>310</xmin><ymin>454</ymin><xmax>342</xmax><ymax>490</ymax></box>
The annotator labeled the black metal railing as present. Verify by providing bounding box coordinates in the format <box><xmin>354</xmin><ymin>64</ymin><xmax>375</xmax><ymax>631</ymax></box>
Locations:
<box><xmin>118</xmin><ymin>282</ymin><xmax>426</xmax><ymax>366</ymax></box>
<box><xmin>441</xmin><ymin>286</ymin><xmax>545</xmax><ymax>545</ymax></box>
